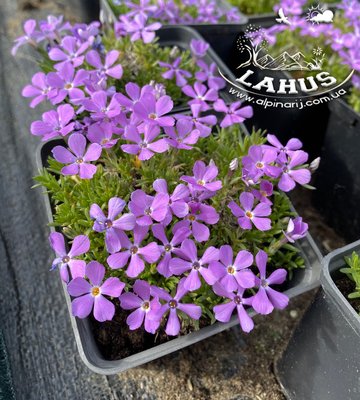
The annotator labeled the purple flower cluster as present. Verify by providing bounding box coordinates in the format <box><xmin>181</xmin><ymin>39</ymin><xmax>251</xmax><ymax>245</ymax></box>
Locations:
<box><xmin>18</xmin><ymin>16</ymin><xmax>314</xmax><ymax>336</ymax></box>
<box><xmin>113</xmin><ymin>0</ymin><xmax>242</xmax><ymax>25</ymax></box>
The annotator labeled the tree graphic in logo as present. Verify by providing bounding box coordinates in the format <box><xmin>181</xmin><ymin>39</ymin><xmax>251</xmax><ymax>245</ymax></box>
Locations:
<box><xmin>237</xmin><ymin>25</ymin><xmax>326</xmax><ymax>71</ymax></box>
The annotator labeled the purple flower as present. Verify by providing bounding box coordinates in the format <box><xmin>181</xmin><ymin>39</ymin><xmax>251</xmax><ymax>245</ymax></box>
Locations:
<box><xmin>119</xmin><ymin>280</ymin><xmax>161</xmax><ymax>333</ymax></box>
<box><xmin>11</xmin><ymin>19</ymin><xmax>41</xmax><ymax>55</ymax></box>
<box><xmin>278</xmin><ymin>150</ymin><xmax>311</xmax><ymax>192</ymax></box>
<box><xmin>22</xmin><ymin>72</ymin><xmax>57</xmax><ymax>108</ymax></box>
<box><xmin>90</xmin><ymin>197</ymin><xmax>136</xmax><ymax>253</ymax></box>
<box><xmin>164</xmin><ymin>119</ymin><xmax>200</xmax><ymax>150</ymax></box>
<box><xmin>195</xmin><ymin>61</ymin><xmax>225</xmax><ymax>90</ymax></box>
<box><xmin>133</xmin><ymin>93</ymin><xmax>174</xmax><ymax>127</ymax></box>
<box><xmin>87</xmin><ymin>122</ymin><xmax>119</xmax><ymax>148</ymax></box>
<box><xmin>30</xmin><ymin>104</ymin><xmax>75</xmax><ymax>141</ymax></box>
<box><xmin>284</xmin><ymin>217</ymin><xmax>308</xmax><ymax>243</ymax></box>
<box><xmin>38</xmin><ymin>15</ymin><xmax>71</xmax><ymax>40</ymax></box>
<box><xmin>213</xmin><ymin>99</ymin><xmax>253</xmax><ymax>128</ymax></box>
<box><xmin>52</xmin><ymin>133</ymin><xmax>102</xmax><ymax>179</ymax></box>
<box><xmin>121</xmin><ymin>123</ymin><xmax>169</xmax><ymax>160</ymax></box>
<box><xmin>181</xmin><ymin>160</ymin><xmax>222</xmax><ymax>192</ymax></box>
<box><xmin>213</xmin><ymin>283</ymin><xmax>254</xmax><ymax>333</ymax></box>
<box><xmin>47</xmin><ymin>63</ymin><xmax>87</xmax><ymax>104</ymax></box>
<box><xmin>115</xmin><ymin>82</ymin><xmax>154</xmax><ymax>111</ymax></box>
<box><xmin>82</xmin><ymin>91</ymin><xmax>120</xmax><ymax>121</ymax></box>
<box><xmin>49</xmin><ymin>232</ymin><xmax>90</xmax><ymax>283</ymax></box>
<box><xmin>68</xmin><ymin>261</ymin><xmax>125</xmax><ymax>322</ymax></box>
<box><xmin>153</xmin><ymin>179</ymin><xmax>189</xmax><ymax>224</ymax></box>
<box><xmin>265</xmin><ymin>134</ymin><xmax>303</xmax><ymax>163</ymax></box>
<box><xmin>174</xmin><ymin>202</ymin><xmax>219</xmax><ymax>242</ymax></box>
<box><xmin>228</xmin><ymin>192</ymin><xmax>272</xmax><ymax>231</ymax></box>
<box><xmin>49</xmin><ymin>36</ymin><xmax>89</xmax><ymax>68</ymax></box>
<box><xmin>242</xmin><ymin>145</ymin><xmax>280</xmax><ymax>181</ymax></box>
<box><xmin>159</xmin><ymin>57</ymin><xmax>192</xmax><ymax>87</ymax></box>
<box><xmin>86</xmin><ymin>50</ymin><xmax>123</xmax><ymax>79</ymax></box>
<box><xmin>190</xmin><ymin>39</ymin><xmax>209</xmax><ymax>58</ymax></box>
<box><xmin>107</xmin><ymin>225</ymin><xmax>160</xmax><ymax>277</ymax></box>
<box><xmin>121</xmin><ymin>13</ymin><xmax>161</xmax><ymax>44</ymax></box>
<box><xmin>151</xmin><ymin>278</ymin><xmax>202</xmax><ymax>336</ymax></box>
<box><xmin>169</xmin><ymin>239</ymin><xmax>219</xmax><ymax>291</ymax></box>
<box><xmin>182</xmin><ymin>82</ymin><xmax>218</xmax><ymax>111</ymax></box>
<box><xmin>252</xmin><ymin>250</ymin><xmax>289</xmax><ymax>315</ymax></box>
<box><xmin>128</xmin><ymin>189</ymin><xmax>169</xmax><ymax>225</ymax></box>
<box><xmin>125</xmin><ymin>0</ymin><xmax>158</xmax><ymax>17</ymax></box>
<box><xmin>209</xmin><ymin>246</ymin><xmax>255</xmax><ymax>292</ymax></box>
<box><xmin>152</xmin><ymin>224</ymin><xmax>191</xmax><ymax>277</ymax></box>
<box><xmin>176</xmin><ymin>104</ymin><xmax>217</xmax><ymax>137</ymax></box>
<box><xmin>252</xmin><ymin>180</ymin><xmax>273</xmax><ymax>205</ymax></box>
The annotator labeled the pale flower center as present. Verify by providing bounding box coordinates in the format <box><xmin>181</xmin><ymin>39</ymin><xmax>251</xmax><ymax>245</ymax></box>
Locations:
<box><xmin>91</xmin><ymin>286</ymin><xmax>101</xmax><ymax>297</ymax></box>
<box><xmin>256</xmin><ymin>161</ymin><xmax>264</xmax><ymax>169</ymax></box>
<box><xmin>197</xmin><ymin>179</ymin><xmax>205</xmax><ymax>186</ymax></box>
<box><xmin>62</xmin><ymin>255</ymin><xmax>70</xmax><ymax>263</ymax></box>
<box><xmin>227</xmin><ymin>265</ymin><xmax>235</xmax><ymax>275</ymax></box>
<box><xmin>149</xmin><ymin>113</ymin><xmax>157</xmax><ymax>120</ymax></box>
<box><xmin>164</xmin><ymin>244</ymin><xmax>172</xmax><ymax>252</ymax></box>
<box><xmin>245</xmin><ymin>211</ymin><xmax>253</xmax><ymax>219</ymax></box>
<box><xmin>261</xmin><ymin>279</ymin><xmax>268</xmax><ymax>288</ymax></box>
<box><xmin>141</xmin><ymin>301</ymin><xmax>150</xmax><ymax>311</ymax></box>
<box><xmin>76</xmin><ymin>157</ymin><xmax>84</xmax><ymax>164</ymax></box>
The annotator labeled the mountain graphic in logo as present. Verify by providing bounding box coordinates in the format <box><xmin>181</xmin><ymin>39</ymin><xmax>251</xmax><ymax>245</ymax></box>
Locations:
<box><xmin>236</xmin><ymin>27</ymin><xmax>325</xmax><ymax>71</ymax></box>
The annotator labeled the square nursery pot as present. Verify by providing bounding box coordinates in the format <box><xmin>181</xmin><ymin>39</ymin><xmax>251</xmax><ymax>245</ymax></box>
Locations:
<box><xmin>36</xmin><ymin>121</ymin><xmax>322</xmax><ymax>374</ymax></box>
<box><xmin>194</xmin><ymin>24</ymin><xmax>331</xmax><ymax>159</ymax></box>
<box><xmin>313</xmin><ymin>98</ymin><xmax>360</xmax><ymax>244</ymax></box>
<box><xmin>99</xmin><ymin>0</ymin><xmax>248</xmax><ymax>27</ymax></box>
<box><xmin>275</xmin><ymin>239</ymin><xmax>360</xmax><ymax>400</ymax></box>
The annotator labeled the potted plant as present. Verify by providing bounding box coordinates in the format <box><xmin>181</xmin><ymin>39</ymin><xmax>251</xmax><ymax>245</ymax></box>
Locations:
<box><xmin>276</xmin><ymin>240</ymin><xmax>360</xmax><ymax>400</ymax></box>
<box><xmin>14</xmin><ymin>15</ymin><xmax>322</xmax><ymax>374</ymax></box>
<box><xmin>257</xmin><ymin>0</ymin><xmax>360</xmax><ymax>242</ymax></box>
<box><xmin>99</xmin><ymin>0</ymin><xmax>247</xmax><ymax>28</ymax></box>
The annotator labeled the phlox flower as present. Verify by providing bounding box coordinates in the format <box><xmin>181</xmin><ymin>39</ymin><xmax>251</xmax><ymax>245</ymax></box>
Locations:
<box><xmin>11</xmin><ymin>19</ymin><xmax>41</xmax><ymax>55</ymax></box>
<box><xmin>22</xmin><ymin>72</ymin><xmax>57</xmax><ymax>108</ymax></box>
<box><xmin>181</xmin><ymin>160</ymin><xmax>222</xmax><ymax>192</ymax></box>
<box><xmin>90</xmin><ymin>197</ymin><xmax>136</xmax><ymax>253</ymax></box>
<box><xmin>190</xmin><ymin>39</ymin><xmax>209</xmax><ymax>58</ymax></box>
<box><xmin>133</xmin><ymin>93</ymin><xmax>174</xmax><ymax>127</ymax></box>
<box><xmin>86</xmin><ymin>50</ymin><xmax>123</xmax><ymax>79</ymax></box>
<box><xmin>213</xmin><ymin>99</ymin><xmax>253</xmax><ymax>128</ymax></box>
<box><xmin>151</xmin><ymin>278</ymin><xmax>202</xmax><ymax>336</ymax></box>
<box><xmin>209</xmin><ymin>245</ymin><xmax>255</xmax><ymax>292</ymax></box>
<box><xmin>242</xmin><ymin>145</ymin><xmax>280</xmax><ymax>181</ymax></box>
<box><xmin>52</xmin><ymin>133</ymin><xmax>102</xmax><ymax>179</ymax></box>
<box><xmin>175</xmin><ymin>104</ymin><xmax>217</xmax><ymax>137</ymax></box>
<box><xmin>119</xmin><ymin>280</ymin><xmax>161</xmax><ymax>333</ymax></box>
<box><xmin>277</xmin><ymin>150</ymin><xmax>311</xmax><ymax>192</ymax></box>
<box><xmin>213</xmin><ymin>283</ymin><xmax>254</xmax><ymax>333</ymax></box>
<box><xmin>49</xmin><ymin>232</ymin><xmax>90</xmax><ymax>282</ymax></box>
<box><xmin>159</xmin><ymin>57</ymin><xmax>192</xmax><ymax>87</ymax></box>
<box><xmin>284</xmin><ymin>217</ymin><xmax>308</xmax><ymax>243</ymax></box>
<box><xmin>252</xmin><ymin>180</ymin><xmax>273</xmax><ymax>205</ymax></box>
<box><xmin>182</xmin><ymin>82</ymin><xmax>218</xmax><ymax>111</ymax></box>
<box><xmin>87</xmin><ymin>122</ymin><xmax>119</xmax><ymax>148</ymax></box>
<box><xmin>251</xmin><ymin>250</ymin><xmax>289</xmax><ymax>315</ymax></box>
<box><xmin>164</xmin><ymin>119</ymin><xmax>200</xmax><ymax>150</ymax></box>
<box><xmin>107</xmin><ymin>225</ymin><xmax>160</xmax><ymax>278</ymax></box>
<box><xmin>195</xmin><ymin>61</ymin><xmax>226</xmax><ymax>90</ymax></box>
<box><xmin>68</xmin><ymin>261</ymin><xmax>125</xmax><ymax>322</ymax></box>
<box><xmin>228</xmin><ymin>192</ymin><xmax>272</xmax><ymax>231</ymax></box>
<box><xmin>169</xmin><ymin>239</ymin><xmax>219</xmax><ymax>291</ymax></box>
<box><xmin>49</xmin><ymin>36</ymin><xmax>90</xmax><ymax>68</ymax></box>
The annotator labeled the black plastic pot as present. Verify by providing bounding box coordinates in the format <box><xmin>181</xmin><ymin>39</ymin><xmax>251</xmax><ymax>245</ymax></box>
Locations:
<box><xmin>37</xmin><ymin>124</ymin><xmax>322</xmax><ymax>374</ymax></box>
<box><xmin>194</xmin><ymin>24</ymin><xmax>330</xmax><ymax>159</ymax></box>
<box><xmin>276</xmin><ymin>239</ymin><xmax>360</xmax><ymax>400</ymax></box>
<box><xmin>99</xmin><ymin>0</ymin><xmax>248</xmax><ymax>27</ymax></box>
<box><xmin>313</xmin><ymin>99</ymin><xmax>360</xmax><ymax>244</ymax></box>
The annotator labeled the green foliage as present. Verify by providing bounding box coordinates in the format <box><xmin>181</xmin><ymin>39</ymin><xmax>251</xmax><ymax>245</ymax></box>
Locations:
<box><xmin>227</xmin><ymin>0</ymin><xmax>339</xmax><ymax>16</ymax></box>
<box><xmin>340</xmin><ymin>252</ymin><xmax>360</xmax><ymax>300</ymax></box>
<box><xmin>35</xmin><ymin>123</ymin><xmax>305</xmax><ymax>327</ymax></box>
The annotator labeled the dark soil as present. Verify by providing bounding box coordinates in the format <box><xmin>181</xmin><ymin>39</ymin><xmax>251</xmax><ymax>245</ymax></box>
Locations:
<box><xmin>334</xmin><ymin>275</ymin><xmax>360</xmax><ymax>314</ymax></box>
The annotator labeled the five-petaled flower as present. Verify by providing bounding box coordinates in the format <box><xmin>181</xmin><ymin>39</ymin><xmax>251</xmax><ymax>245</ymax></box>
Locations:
<box><xmin>52</xmin><ymin>133</ymin><xmax>102</xmax><ymax>179</ymax></box>
<box><xmin>228</xmin><ymin>192</ymin><xmax>272</xmax><ymax>231</ymax></box>
<box><xmin>68</xmin><ymin>261</ymin><xmax>125</xmax><ymax>322</ymax></box>
<box><xmin>251</xmin><ymin>250</ymin><xmax>289</xmax><ymax>315</ymax></box>
<box><xmin>49</xmin><ymin>232</ymin><xmax>90</xmax><ymax>283</ymax></box>
<box><xmin>90</xmin><ymin>197</ymin><xmax>136</xmax><ymax>253</ymax></box>
<box><xmin>151</xmin><ymin>278</ymin><xmax>202</xmax><ymax>336</ymax></box>
<box><xmin>119</xmin><ymin>280</ymin><xmax>161</xmax><ymax>333</ymax></box>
